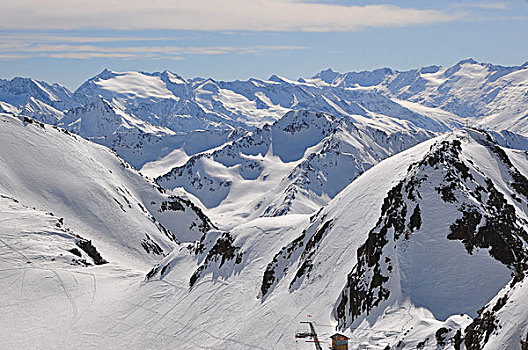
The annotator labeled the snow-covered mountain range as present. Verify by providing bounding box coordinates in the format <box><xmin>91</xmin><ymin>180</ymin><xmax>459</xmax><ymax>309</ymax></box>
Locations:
<box><xmin>2</xmin><ymin>59</ymin><xmax>527</xmax><ymax>173</ymax></box>
<box><xmin>157</xmin><ymin>110</ymin><xmax>434</xmax><ymax>228</ymax></box>
<box><xmin>130</xmin><ymin>128</ymin><xmax>528</xmax><ymax>349</ymax></box>
<box><xmin>1</xmin><ymin>59</ymin><xmax>528</xmax><ymax>349</ymax></box>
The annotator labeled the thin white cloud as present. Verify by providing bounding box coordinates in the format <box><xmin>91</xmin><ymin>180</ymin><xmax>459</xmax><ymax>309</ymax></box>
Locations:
<box><xmin>0</xmin><ymin>53</ymin><xmax>28</xmax><ymax>60</ymax></box>
<box><xmin>0</xmin><ymin>34</ymin><xmax>184</xmax><ymax>44</ymax></box>
<box><xmin>448</xmin><ymin>2</ymin><xmax>508</xmax><ymax>10</ymax></box>
<box><xmin>0</xmin><ymin>0</ymin><xmax>458</xmax><ymax>32</ymax></box>
<box><xmin>0</xmin><ymin>40</ymin><xmax>308</xmax><ymax>60</ymax></box>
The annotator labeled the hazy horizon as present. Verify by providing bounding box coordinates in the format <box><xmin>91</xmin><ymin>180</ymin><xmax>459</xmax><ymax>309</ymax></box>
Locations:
<box><xmin>0</xmin><ymin>0</ymin><xmax>527</xmax><ymax>89</ymax></box>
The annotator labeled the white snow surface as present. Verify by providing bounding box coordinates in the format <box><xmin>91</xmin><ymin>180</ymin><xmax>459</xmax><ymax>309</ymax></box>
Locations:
<box><xmin>2</xmin><ymin>121</ymin><xmax>527</xmax><ymax>349</ymax></box>
<box><xmin>156</xmin><ymin>110</ymin><xmax>434</xmax><ymax>228</ymax></box>
<box><xmin>0</xmin><ymin>114</ymin><xmax>212</xmax><ymax>269</ymax></box>
<box><xmin>1</xmin><ymin>59</ymin><xmax>528</xmax><ymax>350</ymax></box>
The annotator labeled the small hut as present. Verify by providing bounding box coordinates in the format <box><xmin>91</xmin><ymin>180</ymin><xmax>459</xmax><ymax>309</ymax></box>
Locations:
<box><xmin>331</xmin><ymin>333</ymin><xmax>349</xmax><ymax>350</ymax></box>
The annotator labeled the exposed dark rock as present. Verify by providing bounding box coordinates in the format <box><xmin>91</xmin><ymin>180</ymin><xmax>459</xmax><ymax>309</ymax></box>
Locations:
<box><xmin>454</xmin><ymin>330</ymin><xmax>463</xmax><ymax>350</ymax></box>
<box><xmin>336</xmin><ymin>182</ymin><xmax>406</xmax><ymax>327</ymax></box>
<box><xmin>145</xmin><ymin>266</ymin><xmax>157</xmax><ymax>280</ymax></box>
<box><xmin>466</xmin><ymin>179</ymin><xmax>527</xmax><ymax>266</ymax></box>
<box><xmin>260</xmin><ymin>229</ymin><xmax>306</xmax><ymax>298</ymax></box>
<box><xmin>447</xmin><ymin>204</ymin><xmax>482</xmax><ymax>246</ymax></box>
<box><xmin>160</xmin><ymin>263</ymin><xmax>170</xmax><ymax>277</ymax></box>
<box><xmin>69</xmin><ymin>247</ymin><xmax>82</xmax><ymax>257</ymax></box>
<box><xmin>492</xmin><ymin>295</ymin><xmax>508</xmax><ymax>312</ymax></box>
<box><xmin>190</xmin><ymin>232</ymin><xmax>243</xmax><ymax>287</ymax></box>
<box><xmin>141</xmin><ymin>233</ymin><xmax>164</xmax><ymax>255</ymax></box>
<box><xmin>76</xmin><ymin>239</ymin><xmax>108</xmax><ymax>265</ymax></box>
<box><xmin>521</xmin><ymin>331</ymin><xmax>528</xmax><ymax>350</ymax></box>
<box><xmin>485</xmin><ymin>139</ymin><xmax>528</xmax><ymax>199</ymax></box>
<box><xmin>416</xmin><ymin>338</ymin><xmax>428</xmax><ymax>349</ymax></box>
<box><xmin>335</xmin><ymin>133</ymin><xmax>528</xmax><ymax>331</ymax></box>
<box><xmin>464</xmin><ymin>310</ymin><xmax>497</xmax><ymax>350</ymax></box>
<box><xmin>408</xmin><ymin>204</ymin><xmax>421</xmax><ymax>233</ymax></box>
<box><xmin>302</xmin><ymin>220</ymin><xmax>332</xmax><ymax>258</ymax></box>
<box><xmin>159</xmin><ymin>198</ymin><xmax>185</xmax><ymax>212</ymax></box>
<box><xmin>171</xmin><ymin>195</ymin><xmax>217</xmax><ymax>233</ymax></box>
<box><xmin>435</xmin><ymin>327</ymin><xmax>449</xmax><ymax>346</ymax></box>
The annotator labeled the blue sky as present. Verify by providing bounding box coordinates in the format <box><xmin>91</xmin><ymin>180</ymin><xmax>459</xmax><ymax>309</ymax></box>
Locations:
<box><xmin>0</xmin><ymin>0</ymin><xmax>526</xmax><ymax>90</ymax></box>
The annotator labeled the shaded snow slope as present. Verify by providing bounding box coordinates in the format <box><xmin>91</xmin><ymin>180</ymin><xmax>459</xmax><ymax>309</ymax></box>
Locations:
<box><xmin>132</xmin><ymin>128</ymin><xmax>526</xmax><ymax>350</ymax></box>
<box><xmin>157</xmin><ymin>110</ymin><xmax>434</xmax><ymax>228</ymax></box>
<box><xmin>150</xmin><ymin>128</ymin><xmax>528</xmax><ymax>349</ymax></box>
<box><xmin>3</xmin><ymin>60</ymin><xmax>527</xmax><ymax>192</ymax></box>
<box><xmin>0</xmin><ymin>114</ymin><xmax>213</xmax><ymax>269</ymax></box>
<box><xmin>0</xmin><ymin>77</ymin><xmax>74</xmax><ymax>122</ymax></box>
<box><xmin>58</xmin><ymin>97</ymin><xmax>246</xmax><ymax>170</ymax></box>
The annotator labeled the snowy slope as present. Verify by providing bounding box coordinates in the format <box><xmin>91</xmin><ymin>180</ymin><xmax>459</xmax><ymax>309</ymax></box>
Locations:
<box><xmin>464</xmin><ymin>267</ymin><xmax>528</xmax><ymax>349</ymax></box>
<box><xmin>2</xmin><ymin>60</ymin><xmax>527</xmax><ymax>164</ymax></box>
<box><xmin>73</xmin><ymin>69</ymin><xmax>284</xmax><ymax>131</ymax></box>
<box><xmin>137</xmin><ymin>128</ymin><xmax>526</xmax><ymax>349</ymax></box>
<box><xmin>315</xmin><ymin>59</ymin><xmax>528</xmax><ymax>134</ymax></box>
<box><xmin>72</xmin><ymin>68</ymin><xmax>462</xmax><ymax>134</ymax></box>
<box><xmin>0</xmin><ymin>77</ymin><xmax>74</xmax><ymax>123</ymax></box>
<box><xmin>462</xmin><ymin>146</ymin><xmax>528</xmax><ymax>350</ymax></box>
<box><xmin>57</xmin><ymin>97</ymin><xmax>246</xmax><ymax>170</ymax></box>
<box><xmin>157</xmin><ymin>110</ymin><xmax>434</xmax><ymax>228</ymax></box>
<box><xmin>0</xmin><ymin>113</ymin><xmax>214</xmax><ymax>269</ymax></box>
<box><xmin>1</xmin><ymin>126</ymin><xmax>527</xmax><ymax>349</ymax></box>
<box><xmin>2</xmin><ymin>61</ymin><xmax>528</xmax><ymax>350</ymax></box>
<box><xmin>4</xmin><ymin>60</ymin><xmax>526</xmax><ymax>187</ymax></box>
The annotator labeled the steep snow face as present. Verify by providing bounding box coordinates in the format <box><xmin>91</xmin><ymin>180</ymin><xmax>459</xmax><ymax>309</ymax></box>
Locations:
<box><xmin>0</xmin><ymin>77</ymin><xmax>74</xmax><ymax>123</ymax></box>
<box><xmin>157</xmin><ymin>110</ymin><xmax>434</xmax><ymax>227</ymax></box>
<box><xmin>270</xmin><ymin>110</ymin><xmax>335</xmax><ymax>162</ymax></box>
<box><xmin>20</xmin><ymin>97</ymin><xmax>65</xmax><ymax>124</ymax></box>
<box><xmin>59</xmin><ymin>97</ymin><xmax>165</xmax><ymax>138</ymax></box>
<box><xmin>0</xmin><ymin>114</ymin><xmax>214</xmax><ymax>269</ymax></box>
<box><xmin>215</xmin><ymin>128</ymin><xmax>526</xmax><ymax>349</ymax></box>
<box><xmin>464</xmin><ymin>269</ymin><xmax>528</xmax><ymax>350</ymax></box>
<box><xmin>0</xmin><ymin>77</ymin><xmax>73</xmax><ymax>109</ymax></box>
<box><xmin>462</xmin><ymin>146</ymin><xmax>528</xmax><ymax>350</ymax></box>
<box><xmin>316</xmin><ymin>129</ymin><xmax>528</xmax><ymax>347</ymax></box>
<box><xmin>59</xmin><ymin>98</ymin><xmax>180</xmax><ymax>168</ymax></box>
<box><xmin>58</xmin><ymin>98</ymin><xmax>247</xmax><ymax>170</ymax></box>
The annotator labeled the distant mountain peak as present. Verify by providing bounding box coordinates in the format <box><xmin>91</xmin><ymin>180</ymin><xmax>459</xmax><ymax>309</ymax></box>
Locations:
<box><xmin>312</xmin><ymin>67</ymin><xmax>341</xmax><ymax>83</ymax></box>
<box><xmin>457</xmin><ymin>57</ymin><xmax>479</xmax><ymax>66</ymax></box>
<box><xmin>268</xmin><ymin>74</ymin><xmax>287</xmax><ymax>83</ymax></box>
<box><xmin>96</xmin><ymin>68</ymin><xmax>115</xmax><ymax>80</ymax></box>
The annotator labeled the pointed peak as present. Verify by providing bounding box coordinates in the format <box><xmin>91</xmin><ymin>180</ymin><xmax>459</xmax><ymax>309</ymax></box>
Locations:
<box><xmin>96</xmin><ymin>68</ymin><xmax>115</xmax><ymax>80</ymax></box>
<box><xmin>268</xmin><ymin>74</ymin><xmax>286</xmax><ymax>83</ymax></box>
<box><xmin>311</xmin><ymin>68</ymin><xmax>340</xmax><ymax>83</ymax></box>
<box><xmin>321</xmin><ymin>67</ymin><xmax>338</xmax><ymax>74</ymax></box>
<box><xmin>160</xmin><ymin>70</ymin><xmax>188</xmax><ymax>85</ymax></box>
<box><xmin>457</xmin><ymin>58</ymin><xmax>479</xmax><ymax>66</ymax></box>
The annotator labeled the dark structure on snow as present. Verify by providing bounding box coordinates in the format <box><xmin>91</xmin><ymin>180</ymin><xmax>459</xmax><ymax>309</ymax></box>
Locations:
<box><xmin>331</xmin><ymin>333</ymin><xmax>349</xmax><ymax>350</ymax></box>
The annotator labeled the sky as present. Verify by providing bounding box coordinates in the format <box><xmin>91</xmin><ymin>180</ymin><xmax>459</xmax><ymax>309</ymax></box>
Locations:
<box><xmin>0</xmin><ymin>0</ymin><xmax>526</xmax><ymax>90</ymax></box>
